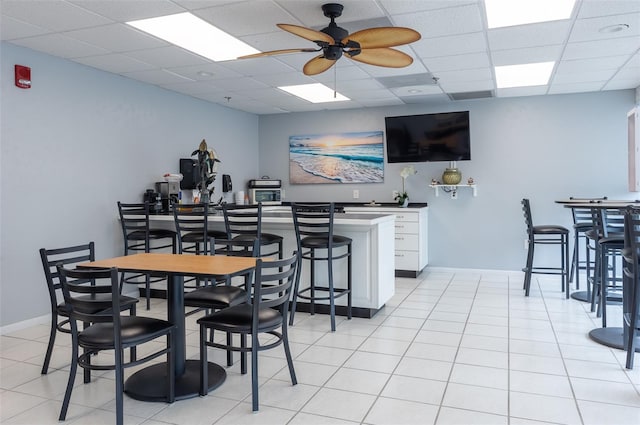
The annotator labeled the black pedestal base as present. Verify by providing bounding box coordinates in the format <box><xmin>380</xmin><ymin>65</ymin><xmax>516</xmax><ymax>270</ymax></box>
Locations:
<box><xmin>124</xmin><ymin>360</ymin><xmax>226</xmax><ymax>402</ymax></box>
<box><xmin>588</xmin><ymin>327</ymin><xmax>640</xmax><ymax>352</ymax></box>
<box><xmin>570</xmin><ymin>290</ymin><xmax>591</xmax><ymax>302</ymax></box>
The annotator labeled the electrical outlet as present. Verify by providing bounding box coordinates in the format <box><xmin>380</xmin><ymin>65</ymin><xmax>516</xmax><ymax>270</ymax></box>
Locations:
<box><xmin>353</xmin><ymin>189</ymin><xmax>359</xmax><ymax>199</ymax></box>
<box><xmin>451</xmin><ymin>190</ymin><xmax>457</xmax><ymax>199</ymax></box>
<box><xmin>392</xmin><ymin>190</ymin><xmax>399</xmax><ymax>199</ymax></box>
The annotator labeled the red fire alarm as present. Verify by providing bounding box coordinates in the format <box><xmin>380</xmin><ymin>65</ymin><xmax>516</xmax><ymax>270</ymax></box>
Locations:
<box><xmin>15</xmin><ymin>65</ymin><xmax>31</xmax><ymax>89</ymax></box>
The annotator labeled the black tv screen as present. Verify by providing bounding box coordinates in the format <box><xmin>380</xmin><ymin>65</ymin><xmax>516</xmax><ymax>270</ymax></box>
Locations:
<box><xmin>385</xmin><ymin>111</ymin><xmax>471</xmax><ymax>163</ymax></box>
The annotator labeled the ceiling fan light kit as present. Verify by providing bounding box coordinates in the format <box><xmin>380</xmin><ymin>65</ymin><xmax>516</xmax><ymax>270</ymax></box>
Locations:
<box><xmin>238</xmin><ymin>3</ymin><xmax>421</xmax><ymax>76</ymax></box>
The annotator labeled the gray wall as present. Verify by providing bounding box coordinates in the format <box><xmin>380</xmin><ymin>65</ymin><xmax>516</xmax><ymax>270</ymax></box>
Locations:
<box><xmin>0</xmin><ymin>43</ymin><xmax>259</xmax><ymax>327</ymax></box>
<box><xmin>258</xmin><ymin>90</ymin><xmax>636</xmax><ymax>270</ymax></box>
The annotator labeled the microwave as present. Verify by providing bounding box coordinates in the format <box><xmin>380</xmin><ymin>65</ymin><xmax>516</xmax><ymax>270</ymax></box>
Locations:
<box><xmin>248</xmin><ymin>188</ymin><xmax>282</xmax><ymax>205</ymax></box>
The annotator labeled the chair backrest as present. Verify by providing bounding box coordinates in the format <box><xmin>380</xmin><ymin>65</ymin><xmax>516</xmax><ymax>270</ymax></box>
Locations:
<box><xmin>521</xmin><ymin>199</ymin><xmax>534</xmax><ymax>239</ymax></box>
<box><xmin>569</xmin><ymin>197</ymin><xmax>607</xmax><ymax>226</ymax></box>
<box><xmin>251</xmin><ymin>253</ymin><xmax>298</xmax><ymax>318</ymax></box>
<box><xmin>57</xmin><ymin>266</ymin><xmax>122</xmax><ymax>327</ymax></box>
<box><xmin>118</xmin><ymin>202</ymin><xmax>151</xmax><ymax>252</ymax></box>
<box><xmin>173</xmin><ymin>203</ymin><xmax>211</xmax><ymax>253</ymax></box>
<box><xmin>291</xmin><ymin>203</ymin><xmax>336</xmax><ymax>249</ymax></box>
<box><xmin>40</xmin><ymin>243</ymin><xmax>95</xmax><ymax>311</ymax></box>
<box><xmin>223</xmin><ymin>203</ymin><xmax>262</xmax><ymax>240</ymax></box>
<box><xmin>590</xmin><ymin>207</ymin><xmax>624</xmax><ymax>239</ymax></box>
<box><xmin>623</xmin><ymin>206</ymin><xmax>640</xmax><ymax>321</ymax></box>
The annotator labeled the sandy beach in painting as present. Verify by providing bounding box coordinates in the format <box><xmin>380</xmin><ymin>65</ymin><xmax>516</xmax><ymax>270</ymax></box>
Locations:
<box><xmin>289</xmin><ymin>161</ymin><xmax>336</xmax><ymax>184</ymax></box>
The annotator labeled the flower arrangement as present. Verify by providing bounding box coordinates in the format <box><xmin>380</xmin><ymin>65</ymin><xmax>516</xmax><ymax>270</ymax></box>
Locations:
<box><xmin>395</xmin><ymin>165</ymin><xmax>416</xmax><ymax>206</ymax></box>
<box><xmin>192</xmin><ymin>139</ymin><xmax>221</xmax><ymax>203</ymax></box>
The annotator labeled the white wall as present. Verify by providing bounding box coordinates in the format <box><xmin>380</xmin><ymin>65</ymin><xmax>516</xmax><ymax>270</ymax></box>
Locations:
<box><xmin>258</xmin><ymin>90</ymin><xmax>636</xmax><ymax>270</ymax></box>
<box><xmin>0</xmin><ymin>43</ymin><xmax>259</xmax><ymax>327</ymax></box>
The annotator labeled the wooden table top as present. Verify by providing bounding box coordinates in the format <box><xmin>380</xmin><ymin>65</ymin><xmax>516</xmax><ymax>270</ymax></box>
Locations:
<box><xmin>79</xmin><ymin>253</ymin><xmax>257</xmax><ymax>277</ymax></box>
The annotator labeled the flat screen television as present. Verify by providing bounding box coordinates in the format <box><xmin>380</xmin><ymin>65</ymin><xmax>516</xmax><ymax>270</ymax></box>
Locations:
<box><xmin>385</xmin><ymin>111</ymin><xmax>471</xmax><ymax>163</ymax></box>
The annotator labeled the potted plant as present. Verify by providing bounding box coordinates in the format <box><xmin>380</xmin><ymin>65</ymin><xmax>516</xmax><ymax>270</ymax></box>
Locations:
<box><xmin>192</xmin><ymin>139</ymin><xmax>221</xmax><ymax>204</ymax></box>
<box><xmin>395</xmin><ymin>165</ymin><xmax>416</xmax><ymax>207</ymax></box>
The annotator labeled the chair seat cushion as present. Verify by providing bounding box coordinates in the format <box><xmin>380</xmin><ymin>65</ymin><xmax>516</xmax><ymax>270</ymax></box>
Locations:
<box><xmin>182</xmin><ymin>230</ymin><xmax>227</xmax><ymax>243</ymax></box>
<box><xmin>79</xmin><ymin>316</ymin><xmax>173</xmax><ymax>347</ymax></box>
<box><xmin>301</xmin><ymin>235</ymin><xmax>352</xmax><ymax>249</ymax></box>
<box><xmin>57</xmin><ymin>295</ymin><xmax>138</xmax><ymax>316</ymax></box>
<box><xmin>232</xmin><ymin>233</ymin><xmax>283</xmax><ymax>245</ymax></box>
<box><xmin>532</xmin><ymin>225</ymin><xmax>569</xmax><ymax>235</ymax></box>
<box><xmin>197</xmin><ymin>304</ymin><xmax>282</xmax><ymax>332</ymax></box>
<box><xmin>184</xmin><ymin>285</ymin><xmax>247</xmax><ymax>309</ymax></box>
<box><xmin>574</xmin><ymin>223</ymin><xmax>592</xmax><ymax>231</ymax></box>
<box><xmin>127</xmin><ymin>229</ymin><xmax>176</xmax><ymax>240</ymax></box>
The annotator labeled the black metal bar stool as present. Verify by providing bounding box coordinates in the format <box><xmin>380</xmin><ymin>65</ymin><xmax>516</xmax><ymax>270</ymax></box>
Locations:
<box><xmin>118</xmin><ymin>201</ymin><xmax>177</xmax><ymax>309</ymax></box>
<box><xmin>221</xmin><ymin>203</ymin><xmax>283</xmax><ymax>259</ymax></box>
<box><xmin>289</xmin><ymin>202</ymin><xmax>352</xmax><ymax>331</ymax></box>
<box><xmin>521</xmin><ymin>199</ymin><xmax>570</xmax><ymax>297</ymax></box>
<box><xmin>622</xmin><ymin>205</ymin><xmax>640</xmax><ymax>369</ymax></box>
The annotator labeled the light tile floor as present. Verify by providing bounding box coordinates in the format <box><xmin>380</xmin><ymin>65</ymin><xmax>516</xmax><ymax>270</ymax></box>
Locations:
<box><xmin>1</xmin><ymin>270</ymin><xmax>639</xmax><ymax>424</ymax></box>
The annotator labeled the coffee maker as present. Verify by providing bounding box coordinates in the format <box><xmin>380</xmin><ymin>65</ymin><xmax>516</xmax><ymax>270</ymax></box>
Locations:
<box><xmin>143</xmin><ymin>189</ymin><xmax>163</xmax><ymax>213</ymax></box>
<box><xmin>155</xmin><ymin>181</ymin><xmax>180</xmax><ymax>212</ymax></box>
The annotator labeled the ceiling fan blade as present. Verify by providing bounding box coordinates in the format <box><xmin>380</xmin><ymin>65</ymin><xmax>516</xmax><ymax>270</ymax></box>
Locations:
<box><xmin>342</xmin><ymin>27</ymin><xmax>421</xmax><ymax>49</ymax></box>
<box><xmin>238</xmin><ymin>48</ymin><xmax>319</xmax><ymax>59</ymax></box>
<box><xmin>303</xmin><ymin>55</ymin><xmax>336</xmax><ymax>76</ymax></box>
<box><xmin>277</xmin><ymin>24</ymin><xmax>335</xmax><ymax>45</ymax></box>
<box><xmin>346</xmin><ymin>48</ymin><xmax>414</xmax><ymax>68</ymax></box>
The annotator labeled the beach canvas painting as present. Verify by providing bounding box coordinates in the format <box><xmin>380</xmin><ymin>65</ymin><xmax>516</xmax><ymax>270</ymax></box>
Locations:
<box><xmin>289</xmin><ymin>131</ymin><xmax>384</xmax><ymax>184</ymax></box>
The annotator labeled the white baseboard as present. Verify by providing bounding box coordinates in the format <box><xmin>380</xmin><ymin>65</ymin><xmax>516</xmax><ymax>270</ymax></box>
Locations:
<box><xmin>1</xmin><ymin>314</ymin><xmax>49</xmax><ymax>335</ymax></box>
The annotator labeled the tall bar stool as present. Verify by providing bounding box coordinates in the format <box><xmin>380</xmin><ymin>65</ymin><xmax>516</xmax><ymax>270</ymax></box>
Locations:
<box><xmin>622</xmin><ymin>205</ymin><xmax>640</xmax><ymax>369</ymax></box>
<box><xmin>568</xmin><ymin>197</ymin><xmax>607</xmax><ymax>299</ymax></box>
<box><xmin>118</xmin><ymin>201</ymin><xmax>177</xmax><ymax>309</ymax></box>
<box><xmin>221</xmin><ymin>203</ymin><xmax>283</xmax><ymax>258</ymax></box>
<box><xmin>289</xmin><ymin>203</ymin><xmax>352</xmax><ymax>331</ymax></box>
<box><xmin>589</xmin><ymin>208</ymin><xmax>624</xmax><ymax>325</ymax></box>
<box><xmin>521</xmin><ymin>199</ymin><xmax>570</xmax><ymax>297</ymax></box>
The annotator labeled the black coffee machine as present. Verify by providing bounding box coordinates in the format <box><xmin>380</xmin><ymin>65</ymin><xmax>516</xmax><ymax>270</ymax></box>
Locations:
<box><xmin>143</xmin><ymin>189</ymin><xmax>163</xmax><ymax>213</ymax></box>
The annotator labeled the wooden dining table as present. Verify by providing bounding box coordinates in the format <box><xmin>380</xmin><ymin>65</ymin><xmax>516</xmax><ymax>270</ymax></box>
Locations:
<box><xmin>79</xmin><ymin>253</ymin><xmax>258</xmax><ymax>401</ymax></box>
<box><xmin>555</xmin><ymin>200</ymin><xmax>640</xmax><ymax>352</ymax></box>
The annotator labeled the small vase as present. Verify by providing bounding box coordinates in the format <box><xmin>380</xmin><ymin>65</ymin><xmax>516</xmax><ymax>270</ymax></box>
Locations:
<box><xmin>400</xmin><ymin>198</ymin><xmax>409</xmax><ymax>208</ymax></box>
<box><xmin>442</xmin><ymin>168</ymin><xmax>462</xmax><ymax>185</ymax></box>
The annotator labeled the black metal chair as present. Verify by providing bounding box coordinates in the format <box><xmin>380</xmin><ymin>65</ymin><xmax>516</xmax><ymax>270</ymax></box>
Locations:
<box><xmin>623</xmin><ymin>205</ymin><xmax>640</xmax><ymax>369</ymax></box>
<box><xmin>289</xmin><ymin>203</ymin><xmax>352</xmax><ymax>331</ymax></box>
<box><xmin>197</xmin><ymin>253</ymin><xmax>298</xmax><ymax>411</ymax></box>
<box><xmin>589</xmin><ymin>208</ymin><xmax>624</xmax><ymax>325</ymax></box>
<box><xmin>38</xmin><ymin>242</ymin><xmax>137</xmax><ymax>375</ymax></box>
<box><xmin>56</xmin><ymin>266</ymin><xmax>175</xmax><ymax>425</ymax></box>
<box><xmin>221</xmin><ymin>203</ymin><xmax>283</xmax><ymax>258</ymax></box>
<box><xmin>118</xmin><ymin>201</ymin><xmax>177</xmax><ymax>309</ymax></box>
<box><xmin>521</xmin><ymin>199</ymin><xmax>570</xmax><ymax>297</ymax></box>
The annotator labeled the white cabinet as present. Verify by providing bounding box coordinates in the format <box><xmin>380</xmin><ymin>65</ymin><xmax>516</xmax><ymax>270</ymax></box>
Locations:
<box><xmin>344</xmin><ymin>206</ymin><xmax>428</xmax><ymax>277</ymax></box>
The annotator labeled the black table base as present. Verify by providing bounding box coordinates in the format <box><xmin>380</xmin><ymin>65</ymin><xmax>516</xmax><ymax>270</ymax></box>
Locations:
<box><xmin>125</xmin><ymin>360</ymin><xmax>226</xmax><ymax>402</ymax></box>
<box><xmin>570</xmin><ymin>290</ymin><xmax>591</xmax><ymax>302</ymax></box>
<box><xmin>588</xmin><ymin>327</ymin><xmax>640</xmax><ymax>352</ymax></box>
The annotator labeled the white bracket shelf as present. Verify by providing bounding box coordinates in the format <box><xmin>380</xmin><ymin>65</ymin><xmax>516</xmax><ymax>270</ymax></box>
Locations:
<box><xmin>429</xmin><ymin>184</ymin><xmax>477</xmax><ymax>199</ymax></box>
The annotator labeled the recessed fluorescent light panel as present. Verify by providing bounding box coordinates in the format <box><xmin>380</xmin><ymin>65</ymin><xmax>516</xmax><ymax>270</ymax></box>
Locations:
<box><xmin>495</xmin><ymin>62</ymin><xmax>555</xmax><ymax>88</ymax></box>
<box><xmin>279</xmin><ymin>83</ymin><xmax>350</xmax><ymax>103</ymax></box>
<box><xmin>127</xmin><ymin>12</ymin><xmax>259</xmax><ymax>61</ymax></box>
<box><xmin>485</xmin><ymin>0</ymin><xmax>575</xmax><ymax>29</ymax></box>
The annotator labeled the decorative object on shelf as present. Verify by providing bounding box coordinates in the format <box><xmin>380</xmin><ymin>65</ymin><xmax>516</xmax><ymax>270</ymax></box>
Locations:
<box><xmin>395</xmin><ymin>165</ymin><xmax>416</xmax><ymax>207</ymax></box>
<box><xmin>191</xmin><ymin>139</ymin><xmax>221</xmax><ymax>204</ymax></box>
<box><xmin>442</xmin><ymin>167</ymin><xmax>462</xmax><ymax>185</ymax></box>
<box><xmin>467</xmin><ymin>177</ymin><xmax>474</xmax><ymax>185</ymax></box>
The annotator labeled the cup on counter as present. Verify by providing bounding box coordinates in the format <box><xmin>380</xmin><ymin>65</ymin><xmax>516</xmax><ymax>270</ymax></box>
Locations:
<box><xmin>235</xmin><ymin>191</ymin><xmax>245</xmax><ymax>205</ymax></box>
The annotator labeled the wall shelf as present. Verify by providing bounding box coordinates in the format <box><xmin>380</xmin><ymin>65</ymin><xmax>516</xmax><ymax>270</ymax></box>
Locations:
<box><xmin>429</xmin><ymin>183</ymin><xmax>477</xmax><ymax>198</ymax></box>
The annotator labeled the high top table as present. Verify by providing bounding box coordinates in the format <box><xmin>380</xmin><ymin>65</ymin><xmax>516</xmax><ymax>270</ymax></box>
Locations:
<box><xmin>556</xmin><ymin>200</ymin><xmax>640</xmax><ymax>352</ymax></box>
<box><xmin>79</xmin><ymin>253</ymin><xmax>258</xmax><ymax>401</ymax></box>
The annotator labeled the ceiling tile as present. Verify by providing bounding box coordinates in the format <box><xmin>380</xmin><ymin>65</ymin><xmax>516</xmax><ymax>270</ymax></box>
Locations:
<box><xmin>380</xmin><ymin>0</ymin><xmax>477</xmax><ymax>15</ymax></box>
<box><xmin>64</xmin><ymin>23</ymin><xmax>168</xmax><ymax>53</ymax></box>
<box><xmin>425</xmin><ymin>52</ymin><xmax>492</xmax><ymax>72</ymax></box>
<box><xmin>73</xmin><ymin>53</ymin><xmax>155</xmax><ymax>73</ymax></box>
<box><xmin>194</xmin><ymin>2</ymin><xmax>295</xmax><ymax>37</ymax></box>
<box><xmin>323</xmin><ymin>78</ymin><xmax>385</xmax><ymax>92</ymax></box>
<box><xmin>603</xmin><ymin>78</ymin><xmax>640</xmax><ymax>90</ymax></box>
<box><xmin>552</xmin><ymin>69</ymin><xmax>617</xmax><ymax>84</ymax></box>
<box><xmin>9</xmin><ymin>33</ymin><xmax>109</xmax><ymax>58</ymax></box>
<box><xmin>556</xmin><ymin>55</ymin><xmax>631</xmax><ymax>73</ymax></box>
<box><xmin>562</xmin><ymin>36</ymin><xmax>640</xmax><ymax>60</ymax></box>
<box><xmin>209</xmin><ymin>76</ymin><xmax>270</xmax><ymax>91</ymax></box>
<box><xmin>312</xmin><ymin>65</ymin><xmax>372</xmax><ymax>83</ymax></box>
<box><xmin>491</xmin><ymin>45</ymin><xmax>563</xmax><ymax>66</ymax></box>
<box><xmin>488</xmin><ymin>21</ymin><xmax>572</xmax><ymax>50</ymax></box>
<box><xmin>398</xmin><ymin>93</ymin><xmax>451</xmax><ymax>105</ymax></box>
<box><xmin>359</xmin><ymin>97</ymin><xmax>406</xmax><ymax>107</ymax></box>
<box><xmin>438</xmin><ymin>79</ymin><xmax>494</xmax><ymax>93</ymax></box>
<box><xmin>496</xmin><ymin>86</ymin><xmax>548</xmax><ymax>97</ymax></box>
<box><xmin>69</xmin><ymin>0</ymin><xmax>185</xmax><ymax>22</ymax></box>
<box><xmin>548</xmin><ymin>81</ymin><xmax>605</xmax><ymax>94</ymax></box>
<box><xmin>577</xmin><ymin>0</ymin><xmax>640</xmax><ymax>19</ymax></box>
<box><xmin>413</xmin><ymin>32</ymin><xmax>487</xmax><ymax>58</ymax></box>
<box><xmin>160</xmin><ymin>81</ymin><xmax>223</xmax><ymax>96</ymax></box>
<box><xmin>393</xmin><ymin>4</ymin><xmax>484</xmax><ymax>39</ymax></box>
<box><xmin>612</xmin><ymin>66</ymin><xmax>640</xmax><ymax>81</ymax></box>
<box><xmin>250</xmin><ymin>71</ymin><xmax>315</xmax><ymax>87</ymax></box>
<box><xmin>390</xmin><ymin>84</ymin><xmax>444</xmax><ymax>97</ymax></box>
<box><xmin>569</xmin><ymin>12</ymin><xmax>640</xmax><ymax>43</ymax></box>
<box><xmin>276</xmin><ymin>0</ymin><xmax>384</xmax><ymax>27</ymax></box>
<box><xmin>434</xmin><ymin>68</ymin><xmax>493</xmax><ymax>83</ymax></box>
<box><xmin>0</xmin><ymin>15</ymin><xmax>49</xmax><ymax>40</ymax></box>
<box><xmin>239</xmin><ymin>30</ymin><xmax>312</xmax><ymax>53</ymax></box>
<box><xmin>124</xmin><ymin>46</ymin><xmax>210</xmax><ymax>68</ymax></box>
<box><xmin>220</xmin><ymin>57</ymin><xmax>296</xmax><ymax>76</ymax></box>
<box><xmin>123</xmin><ymin>68</ymin><xmax>196</xmax><ymax>85</ymax></box>
<box><xmin>166</xmin><ymin>63</ymin><xmax>244</xmax><ymax>80</ymax></box>
<box><xmin>1</xmin><ymin>0</ymin><xmax>112</xmax><ymax>31</ymax></box>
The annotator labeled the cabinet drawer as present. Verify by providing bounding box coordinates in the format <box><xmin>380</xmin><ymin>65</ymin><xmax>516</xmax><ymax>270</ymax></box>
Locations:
<box><xmin>395</xmin><ymin>250</ymin><xmax>419</xmax><ymax>270</ymax></box>
<box><xmin>394</xmin><ymin>212</ymin><xmax>418</xmax><ymax>223</ymax></box>
<box><xmin>395</xmin><ymin>233</ymin><xmax>418</xmax><ymax>251</ymax></box>
<box><xmin>395</xmin><ymin>221</ymin><xmax>419</xmax><ymax>234</ymax></box>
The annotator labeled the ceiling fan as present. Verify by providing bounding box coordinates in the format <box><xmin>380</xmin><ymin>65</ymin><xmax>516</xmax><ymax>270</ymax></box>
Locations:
<box><xmin>238</xmin><ymin>3</ymin><xmax>421</xmax><ymax>76</ymax></box>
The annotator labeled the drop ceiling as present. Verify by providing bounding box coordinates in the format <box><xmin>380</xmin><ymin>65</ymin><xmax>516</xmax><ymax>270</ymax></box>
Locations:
<box><xmin>1</xmin><ymin>0</ymin><xmax>639</xmax><ymax>115</ymax></box>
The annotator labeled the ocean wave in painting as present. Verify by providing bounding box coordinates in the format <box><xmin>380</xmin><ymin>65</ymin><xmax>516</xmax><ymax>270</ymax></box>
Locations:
<box><xmin>290</xmin><ymin>143</ymin><xmax>384</xmax><ymax>183</ymax></box>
